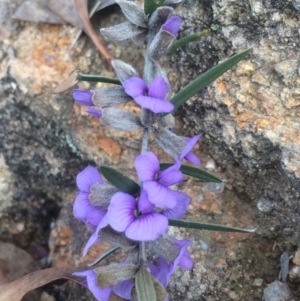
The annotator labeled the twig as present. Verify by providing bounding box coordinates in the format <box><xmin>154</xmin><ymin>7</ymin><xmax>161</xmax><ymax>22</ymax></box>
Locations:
<box><xmin>75</xmin><ymin>0</ymin><xmax>113</xmax><ymax>62</ymax></box>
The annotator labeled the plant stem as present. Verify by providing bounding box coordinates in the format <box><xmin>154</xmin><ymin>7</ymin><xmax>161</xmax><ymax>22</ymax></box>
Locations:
<box><xmin>141</xmin><ymin>129</ymin><xmax>149</xmax><ymax>154</ymax></box>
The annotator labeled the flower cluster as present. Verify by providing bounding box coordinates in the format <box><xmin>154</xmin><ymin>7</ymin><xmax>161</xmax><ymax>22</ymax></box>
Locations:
<box><xmin>72</xmin><ymin>1</ymin><xmax>202</xmax><ymax>300</ymax></box>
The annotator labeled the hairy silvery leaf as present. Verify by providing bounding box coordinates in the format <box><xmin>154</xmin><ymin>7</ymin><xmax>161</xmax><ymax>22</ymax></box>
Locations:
<box><xmin>153</xmin><ymin>278</ymin><xmax>168</xmax><ymax>301</ymax></box>
<box><xmin>95</xmin><ymin>263</ymin><xmax>138</xmax><ymax>287</ymax></box>
<box><xmin>92</xmin><ymin>86</ymin><xmax>130</xmax><ymax>107</ymax></box>
<box><xmin>89</xmin><ymin>183</ymin><xmax>118</xmax><ymax>208</ymax></box>
<box><xmin>149</xmin><ymin>235</ymin><xmax>178</xmax><ymax>262</ymax></box>
<box><xmin>126</xmin><ymin>245</ymin><xmax>139</xmax><ymax>265</ymax></box>
<box><xmin>112</xmin><ymin>60</ymin><xmax>139</xmax><ymax>83</ymax></box>
<box><xmin>160</xmin><ymin>113</ymin><xmax>175</xmax><ymax>129</ymax></box>
<box><xmin>140</xmin><ymin>109</ymin><xmax>158</xmax><ymax>128</ymax></box>
<box><xmin>164</xmin><ymin>0</ymin><xmax>183</xmax><ymax>9</ymax></box>
<box><xmin>148</xmin><ymin>6</ymin><xmax>173</xmax><ymax>34</ymax></box>
<box><xmin>101</xmin><ymin>22</ymin><xmax>146</xmax><ymax>42</ymax></box>
<box><xmin>99</xmin><ymin>227</ymin><xmax>136</xmax><ymax>248</ymax></box>
<box><xmin>132</xmin><ymin>32</ymin><xmax>147</xmax><ymax>46</ymax></box>
<box><xmin>116</xmin><ymin>0</ymin><xmax>148</xmax><ymax>28</ymax></box>
<box><xmin>135</xmin><ymin>264</ymin><xmax>157</xmax><ymax>301</ymax></box>
<box><xmin>144</xmin><ymin>57</ymin><xmax>167</xmax><ymax>85</ymax></box>
<box><xmin>102</xmin><ymin>108</ymin><xmax>143</xmax><ymax>131</ymax></box>
<box><xmin>153</xmin><ymin>127</ymin><xmax>186</xmax><ymax>158</ymax></box>
<box><xmin>148</xmin><ymin>30</ymin><xmax>176</xmax><ymax>61</ymax></box>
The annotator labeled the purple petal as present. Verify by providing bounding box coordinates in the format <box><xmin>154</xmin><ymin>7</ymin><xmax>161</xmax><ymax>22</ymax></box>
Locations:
<box><xmin>184</xmin><ymin>151</ymin><xmax>201</xmax><ymax>166</ymax></box>
<box><xmin>138</xmin><ymin>188</ymin><xmax>154</xmax><ymax>214</ymax></box>
<box><xmin>87</xmin><ymin>107</ymin><xmax>102</xmax><ymax>118</ymax></box>
<box><xmin>83</xmin><ymin>214</ymin><xmax>108</xmax><ymax>256</ymax></box>
<box><xmin>86</xmin><ymin>270</ymin><xmax>112</xmax><ymax>301</ymax></box>
<box><xmin>73</xmin><ymin>270</ymin><xmax>92</xmax><ymax>278</ymax></box>
<box><xmin>143</xmin><ymin>181</ymin><xmax>177</xmax><ymax>209</ymax></box>
<box><xmin>172</xmin><ymin>239</ymin><xmax>193</xmax><ymax>269</ymax></box>
<box><xmin>179</xmin><ymin>134</ymin><xmax>201</xmax><ymax>163</ymax></box>
<box><xmin>113</xmin><ymin>280</ymin><xmax>134</xmax><ymax>299</ymax></box>
<box><xmin>149</xmin><ymin>258</ymin><xmax>170</xmax><ymax>287</ymax></box>
<box><xmin>162</xmin><ymin>191</ymin><xmax>190</xmax><ymax>219</ymax></box>
<box><xmin>158</xmin><ymin>162</ymin><xmax>183</xmax><ymax>186</ymax></box>
<box><xmin>107</xmin><ymin>192</ymin><xmax>136</xmax><ymax>232</ymax></box>
<box><xmin>73</xmin><ymin>192</ymin><xmax>93</xmax><ymax>220</ymax></box>
<box><xmin>123</xmin><ymin>77</ymin><xmax>148</xmax><ymax>98</ymax></box>
<box><xmin>76</xmin><ymin>166</ymin><xmax>103</xmax><ymax>192</ymax></box>
<box><xmin>73</xmin><ymin>89</ymin><xmax>94</xmax><ymax>106</ymax></box>
<box><xmin>86</xmin><ymin>207</ymin><xmax>106</xmax><ymax>227</ymax></box>
<box><xmin>125</xmin><ymin>213</ymin><xmax>168</xmax><ymax>241</ymax></box>
<box><xmin>135</xmin><ymin>151</ymin><xmax>160</xmax><ymax>182</ymax></box>
<box><xmin>148</xmin><ymin>77</ymin><xmax>168</xmax><ymax>99</ymax></box>
<box><xmin>134</xmin><ymin>95</ymin><xmax>174</xmax><ymax>113</ymax></box>
<box><xmin>162</xmin><ymin>16</ymin><xmax>182</xmax><ymax>36</ymax></box>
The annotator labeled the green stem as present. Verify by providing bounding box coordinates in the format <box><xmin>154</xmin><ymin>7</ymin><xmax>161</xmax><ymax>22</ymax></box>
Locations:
<box><xmin>167</xmin><ymin>29</ymin><xmax>211</xmax><ymax>53</ymax></box>
<box><xmin>77</xmin><ymin>73</ymin><xmax>121</xmax><ymax>85</ymax></box>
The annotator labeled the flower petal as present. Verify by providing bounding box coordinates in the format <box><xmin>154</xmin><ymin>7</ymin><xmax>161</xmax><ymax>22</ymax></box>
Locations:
<box><xmin>123</xmin><ymin>77</ymin><xmax>148</xmax><ymax>98</ymax></box>
<box><xmin>73</xmin><ymin>89</ymin><xmax>94</xmax><ymax>106</ymax></box>
<box><xmin>138</xmin><ymin>188</ymin><xmax>154</xmax><ymax>214</ymax></box>
<box><xmin>143</xmin><ymin>181</ymin><xmax>177</xmax><ymax>209</ymax></box>
<box><xmin>87</xmin><ymin>107</ymin><xmax>102</xmax><ymax>118</ymax></box>
<box><xmin>107</xmin><ymin>192</ymin><xmax>136</xmax><ymax>232</ymax></box>
<box><xmin>158</xmin><ymin>162</ymin><xmax>183</xmax><ymax>186</ymax></box>
<box><xmin>83</xmin><ymin>214</ymin><xmax>109</xmax><ymax>256</ymax></box>
<box><xmin>134</xmin><ymin>151</ymin><xmax>160</xmax><ymax>182</ymax></box>
<box><xmin>184</xmin><ymin>151</ymin><xmax>201</xmax><ymax>166</ymax></box>
<box><xmin>179</xmin><ymin>134</ymin><xmax>201</xmax><ymax>163</ymax></box>
<box><xmin>162</xmin><ymin>16</ymin><xmax>182</xmax><ymax>36</ymax></box>
<box><xmin>134</xmin><ymin>95</ymin><xmax>174</xmax><ymax>113</ymax></box>
<box><xmin>86</xmin><ymin>207</ymin><xmax>106</xmax><ymax>227</ymax></box>
<box><xmin>172</xmin><ymin>239</ymin><xmax>193</xmax><ymax>269</ymax></box>
<box><xmin>149</xmin><ymin>258</ymin><xmax>170</xmax><ymax>287</ymax></box>
<box><xmin>113</xmin><ymin>280</ymin><xmax>134</xmax><ymax>300</ymax></box>
<box><xmin>161</xmin><ymin>191</ymin><xmax>190</xmax><ymax>219</ymax></box>
<box><xmin>73</xmin><ymin>192</ymin><xmax>93</xmax><ymax>220</ymax></box>
<box><xmin>148</xmin><ymin>77</ymin><xmax>168</xmax><ymax>99</ymax></box>
<box><xmin>87</xmin><ymin>270</ymin><xmax>112</xmax><ymax>301</ymax></box>
<box><xmin>125</xmin><ymin>213</ymin><xmax>168</xmax><ymax>241</ymax></box>
<box><xmin>76</xmin><ymin>166</ymin><xmax>103</xmax><ymax>192</ymax></box>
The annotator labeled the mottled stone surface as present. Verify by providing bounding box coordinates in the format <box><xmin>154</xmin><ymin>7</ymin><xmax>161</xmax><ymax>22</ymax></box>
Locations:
<box><xmin>1</xmin><ymin>0</ymin><xmax>300</xmax><ymax>300</ymax></box>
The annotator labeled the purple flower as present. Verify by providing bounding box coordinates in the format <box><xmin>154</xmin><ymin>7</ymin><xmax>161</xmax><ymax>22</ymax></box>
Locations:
<box><xmin>74</xmin><ymin>270</ymin><xmax>134</xmax><ymax>301</ymax></box>
<box><xmin>123</xmin><ymin>76</ymin><xmax>174</xmax><ymax>113</ymax></box>
<box><xmin>149</xmin><ymin>239</ymin><xmax>193</xmax><ymax>287</ymax></box>
<box><xmin>107</xmin><ymin>190</ymin><xmax>168</xmax><ymax>241</ymax></box>
<box><xmin>73</xmin><ymin>167</ymin><xmax>106</xmax><ymax>229</ymax></box>
<box><xmin>87</xmin><ymin>107</ymin><xmax>102</xmax><ymax>118</ymax></box>
<box><xmin>134</xmin><ymin>151</ymin><xmax>185</xmax><ymax>209</ymax></box>
<box><xmin>179</xmin><ymin>134</ymin><xmax>201</xmax><ymax>166</ymax></box>
<box><xmin>162</xmin><ymin>16</ymin><xmax>182</xmax><ymax>36</ymax></box>
<box><xmin>73</xmin><ymin>270</ymin><xmax>112</xmax><ymax>301</ymax></box>
<box><xmin>73</xmin><ymin>89</ymin><xmax>94</xmax><ymax>106</ymax></box>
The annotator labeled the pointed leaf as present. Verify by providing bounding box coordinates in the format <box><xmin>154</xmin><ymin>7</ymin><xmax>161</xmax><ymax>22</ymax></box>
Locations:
<box><xmin>169</xmin><ymin>219</ymin><xmax>256</xmax><ymax>233</ymax></box>
<box><xmin>144</xmin><ymin>0</ymin><xmax>164</xmax><ymax>15</ymax></box>
<box><xmin>167</xmin><ymin>29</ymin><xmax>211</xmax><ymax>53</ymax></box>
<box><xmin>135</xmin><ymin>265</ymin><xmax>157</xmax><ymax>301</ymax></box>
<box><xmin>87</xmin><ymin>247</ymin><xmax>120</xmax><ymax>267</ymax></box>
<box><xmin>170</xmin><ymin>48</ymin><xmax>251</xmax><ymax>110</ymax></box>
<box><xmin>77</xmin><ymin>73</ymin><xmax>121</xmax><ymax>85</ymax></box>
<box><xmin>99</xmin><ymin>166</ymin><xmax>140</xmax><ymax>195</ymax></box>
<box><xmin>53</xmin><ymin>70</ymin><xmax>78</xmax><ymax>93</ymax></box>
<box><xmin>160</xmin><ymin>163</ymin><xmax>222</xmax><ymax>183</ymax></box>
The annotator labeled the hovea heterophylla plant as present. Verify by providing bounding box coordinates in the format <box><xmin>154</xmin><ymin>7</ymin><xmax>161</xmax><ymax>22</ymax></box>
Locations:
<box><xmin>69</xmin><ymin>1</ymin><xmax>253</xmax><ymax>300</ymax></box>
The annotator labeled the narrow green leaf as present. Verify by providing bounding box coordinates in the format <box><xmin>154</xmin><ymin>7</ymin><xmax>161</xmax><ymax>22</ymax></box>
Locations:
<box><xmin>160</xmin><ymin>163</ymin><xmax>222</xmax><ymax>183</ymax></box>
<box><xmin>169</xmin><ymin>219</ymin><xmax>256</xmax><ymax>233</ymax></box>
<box><xmin>77</xmin><ymin>73</ymin><xmax>121</xmax><ymax>85</ymax></box>
<box><xmin>87</xmin><ymin>247</ymin><xmax>120</xmax><ymax>267</ymax></box>
<box><xmin>167</xmin><ymin>29</ymin><xmax>211</xmax><ymax>53</ymax></box>
<box><xmin>100</xmin><ymin>166</ymin><xmax>140</xmax><ymax>195</ymax></box>
<box><xmin>135</xmin><ymin>265</ymin><xmax>157</xmax><ymax>301</ymax></box>
<box><xmin>144</xmin><ymin>0</ymin><xmax>164</xmax><ymax>15</ymax></box>
<box><xmin>170</xmin><ymin>48</ymin><xmax>251</xmax><ymax>110</ymax></box>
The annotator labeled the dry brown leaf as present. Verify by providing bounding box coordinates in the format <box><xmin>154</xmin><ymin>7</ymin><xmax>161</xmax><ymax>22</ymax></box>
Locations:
<box><xmin>53</xmin><ymin>70</ymin><xmax>79</xmax><ymax>93</ymax></box>
<box><xmin>0</xmin><ymin>267</ymin><xmax>78</xmax><ymax>301</ymax></box>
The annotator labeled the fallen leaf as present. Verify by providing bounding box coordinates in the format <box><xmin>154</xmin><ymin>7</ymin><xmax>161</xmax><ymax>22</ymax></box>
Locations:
<box><xmin>0</xmin><ymin>267</ymin><xmax>78</xmax><ymax>301</ymax></box>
